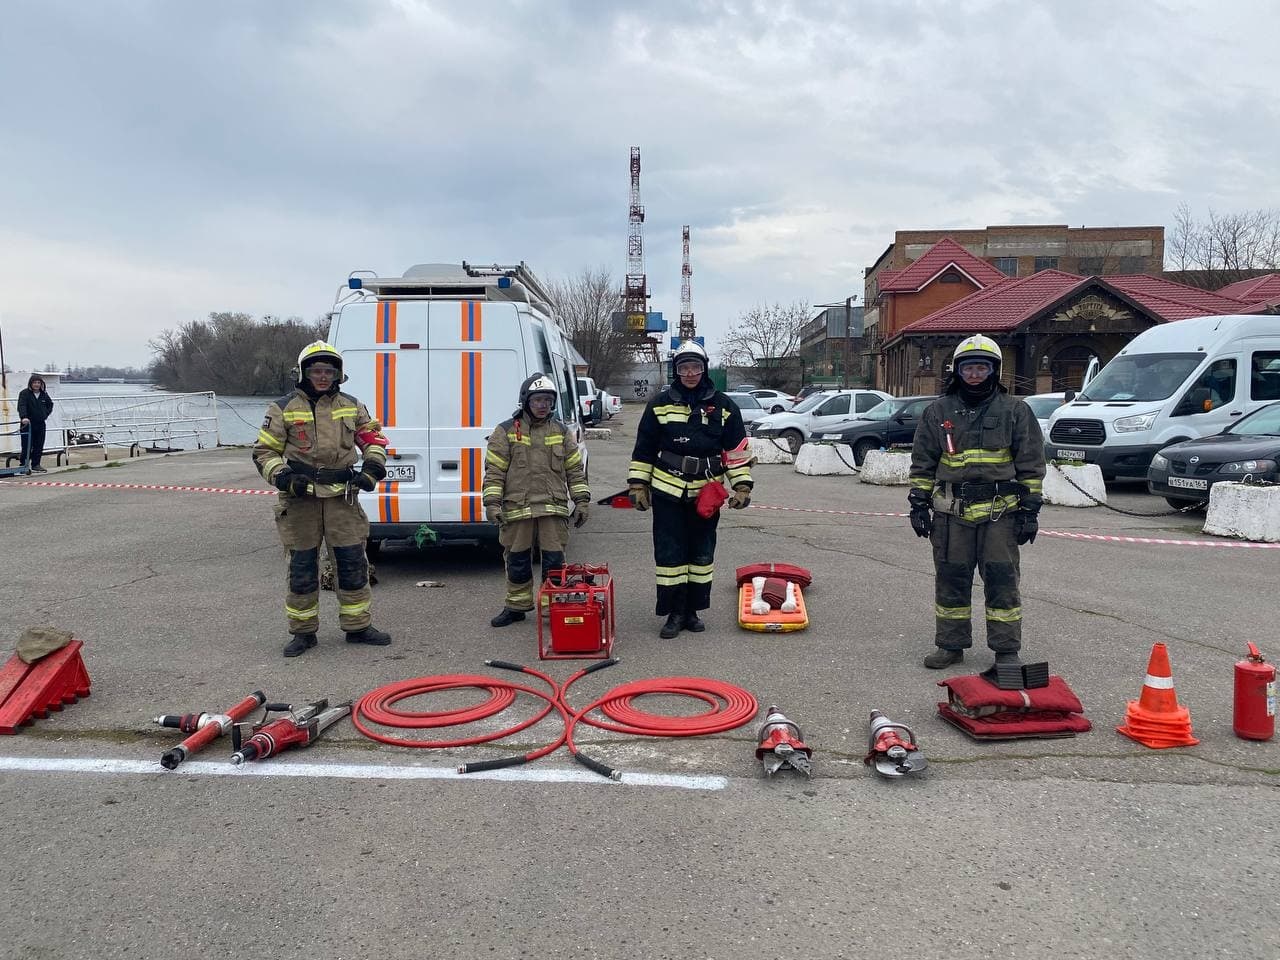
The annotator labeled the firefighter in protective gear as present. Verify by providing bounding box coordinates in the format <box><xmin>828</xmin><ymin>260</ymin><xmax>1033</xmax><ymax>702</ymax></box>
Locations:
<box><xmin>482</xmin><ymin>373</ymin><xmax>591</xmax><ymax>627</ymax></box>
<box><xmin>908</xmin><ymin>335</ymin><xmax>1045</xmax><ymax>669</ymax></box>
<box><xmin>629</xmin><ymin>340</ymin><xmax>754</xmax><ymax>639</ymax></box>
<box><xmin>252</xmin><ymin>341</ymin><xmax>392</xmax><ymax>657</ymax></box>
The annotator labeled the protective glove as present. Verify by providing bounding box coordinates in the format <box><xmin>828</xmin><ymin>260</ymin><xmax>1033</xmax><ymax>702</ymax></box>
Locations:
<box><xmin>352</xmin><ymin>460</ymin><xmax>386</xmax><ymax>492</ymax></box>
<box><xmin>628</xmin><ymin>482</ymin><xmax>650</xmax><ymax>512</ymax></box>
<box><xmin>728</xmin><ymin>483</ymin><xmax>752</xmax><ymax>509</ymax></box>
<box><xmin>485</xmin><ymin>503</ymin><xmax>504</xmax><ymax>525</ymax></box>
<box><xmin>1014</xmin><ymin>510</ymin><xmax>1039</xmax><ymax>545</ymax></box>
<box><xmin>273</xmin><ymin>469</ymin><xmax>313</xmax><ymax>498</ymax></box>
<box><xmin>907</xmin><ymin>489</ymin><xmax>933</xmax><ymax>539</ymax></box>
<box><xmin>573</xmin><ymin>502</ymin><xmax>590</xmax><ymax>528</ymax></box>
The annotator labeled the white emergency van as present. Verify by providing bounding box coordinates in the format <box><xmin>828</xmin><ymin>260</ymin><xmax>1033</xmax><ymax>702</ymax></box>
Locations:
<box><xmin>1045</xmin><ymin>314</ymin><xmax>1280</xmax><ymax>479</ymax></box>
<box><xmin>328</xmin><ymin>262</ymin><xmax>588</xmax><ymax>549</ymax></box>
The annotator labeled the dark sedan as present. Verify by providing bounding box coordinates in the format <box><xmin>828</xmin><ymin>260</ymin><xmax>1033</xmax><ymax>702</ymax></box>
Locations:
<box><xmin>1148</xmin><ymin>401</ymin><xmax>1280</xmax><ymax>507</ymax></box>
<box><xmin>820</xmin><ymin>395</ymin><xmax>938</xmax><ymax>465</ymax></box>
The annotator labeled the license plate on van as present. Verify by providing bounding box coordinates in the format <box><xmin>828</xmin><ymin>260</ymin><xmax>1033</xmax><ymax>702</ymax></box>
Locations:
<box><xmin>1055</xmin><ymin>448</ymin><xmax>1087</xmax><ymax>460</ymax></box>
<box><xmin>385</xmin><ymin>464</ymin><xmax>416</xmax><ymax>482</ymax></box>
<box><xmin>1168</xmin><ymin>476</ymin><xmax>1208</xmax><ymax>490</ymax></box>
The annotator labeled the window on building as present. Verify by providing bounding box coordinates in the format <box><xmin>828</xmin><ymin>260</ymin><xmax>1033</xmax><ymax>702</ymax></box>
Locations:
<box><xmin>992</xmin><ymin>257</ymin><xmax>1018</xmax><ymax>277</ymax></box>
<box><xmin>1117</xmin><ymin>256</ymin><xmax>1144</xmax><ymax>273</ymax></box>
<box><xmin>939</xmin><ymin>270</ymin><xmax>962</xmax><ymax>283</ymax></box>
<box><xmin>1034</xmin><ymin>257</ymin><xmax>1058</xmax><ymax>272</ymax></box>
<box><xmin>1078</xmin><ymin>257</ymin><xmax>1104</xmax><ymax>275</ymax></box>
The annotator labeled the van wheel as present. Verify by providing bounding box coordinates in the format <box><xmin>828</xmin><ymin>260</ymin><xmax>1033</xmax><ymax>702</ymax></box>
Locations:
<box><xmin>782</xmin><ymin>429</ymin><xmax>804</xmax><ymax>454</ymax></box>
<box><xmin>853</xmin><ymin>438</ymin><xmax>878</xmax><ymax>466</ymax></box>
<box><xmin>365</xmin><ymin>538</ymin><xmax>382</xmax><ymax>559</ymax></box>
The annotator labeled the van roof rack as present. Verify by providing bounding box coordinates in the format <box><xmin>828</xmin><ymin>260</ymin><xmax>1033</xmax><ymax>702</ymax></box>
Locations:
<box><xmin>339</xmin><ymin>262</ymin><xmax>556</xmax><ymax>315</ymax></box>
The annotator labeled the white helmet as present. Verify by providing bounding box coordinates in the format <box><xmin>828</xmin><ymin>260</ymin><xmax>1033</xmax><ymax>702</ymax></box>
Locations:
<box><xmin>519</xmin><ymin>373</ymin><xmax>558</xmax><ymax>414</ymax></box>
<box><xmin>671</xmin><ymin>339</ymin><xmax>709</xmax><ymax>373</ymax></box>
<box><xmin>951</xmin><ymin>335</ymin><xmax>1002</xmax><ymax>371</ymax></box>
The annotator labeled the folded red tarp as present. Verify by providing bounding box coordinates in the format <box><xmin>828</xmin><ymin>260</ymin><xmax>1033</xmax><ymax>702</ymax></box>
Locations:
<box><xmin>937</xmin><ymin>674</ymin><xmax>1091</xmax><ymax>740</ymax></box>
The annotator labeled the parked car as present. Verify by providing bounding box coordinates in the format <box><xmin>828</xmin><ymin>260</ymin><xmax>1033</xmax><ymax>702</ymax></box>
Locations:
<box><xmin>820</xmin><ymin>395</ymin><xmax>938</xmax><ymax>464</ymax></box>
<box><xmin>732</xmin><ymin>383</ymin><xmax>759</xmax><ymax>392</ymax></box>
<box><xmin>724</xmin><ymin>392</ymin><xmax>768</xmax><ymax>430</ymax></box>
<box><xmin>599</xmin><ymin>389</ymin><xmax>623</xmax><ymax>419</ymax></box>
<box><xmin>1023</xmin><ymin>392</ymin><xmax>1068</xmax><ymax>436</ymax></box>
<box><xmin>1147</xmin><ymin>401</ymin><xmax>1280</xmax><ymax>508</ymax></box>
<box><xmin>575</xmin><ymin>376</ymin><xmax>604</xmax><ymax>424</ymax></box>
<box><xmin>794</xmin><ymin>384</ymin><xmax>825</xmax><ymax>401</ymax></box>
<box><xmin>749</xmin><ymin>388</ymin><xmax>798</xmax><ymax>414</ymax></box>
<box><xmin>752</xmin><ymin>389</ymin><xmax>892</xmax><ymax>453</ymax></box>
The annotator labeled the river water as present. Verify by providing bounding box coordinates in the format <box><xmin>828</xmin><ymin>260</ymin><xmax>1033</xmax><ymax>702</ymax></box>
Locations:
<box><xmin>54</xmin><ymin>382</ymin><xmax>268</xmax><ymax>447</ymax></box>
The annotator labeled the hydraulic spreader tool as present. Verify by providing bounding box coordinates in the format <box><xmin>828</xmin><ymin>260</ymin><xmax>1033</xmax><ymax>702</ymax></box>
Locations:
<box><xmin>230</xmin><ymin>699</ymin><xmax>351</xmax><ymax>765</ymax></box>
<box><xmin>755</xmin><ymin>705</ymin><xmax>812</xmax><ymax>778</ymax></box>
<box><xmin>864</xmin><ymin>710</ymin><xmax>928</xmax><ymax>778</ymax></box>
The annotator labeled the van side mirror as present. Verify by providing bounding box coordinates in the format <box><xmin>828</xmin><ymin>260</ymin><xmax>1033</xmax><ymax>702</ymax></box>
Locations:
<box><xmin>1064</xmin><ymin>390</ymin><xmax>1076</xmax><ymax>403</ymax></box>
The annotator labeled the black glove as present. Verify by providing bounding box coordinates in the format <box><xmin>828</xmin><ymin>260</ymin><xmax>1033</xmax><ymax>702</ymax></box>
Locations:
<box><xmin>907</xmin><ymin>489</ymin><xmax>933</xmax><ymax>539</ymax></box>
<box><xmin>1014</xmin><ymin>510</ymin><xmax>1039</xmax><ymax>545</ymax></box>
<box><xmin>273</xmin><ymin>469</ymin><xmax>312</xmax><ymax>498</ymax></box>
<box><xmin>353</xmin><ymin>460</ymin><xmax>386</xmax><ymax>492</ymax></box>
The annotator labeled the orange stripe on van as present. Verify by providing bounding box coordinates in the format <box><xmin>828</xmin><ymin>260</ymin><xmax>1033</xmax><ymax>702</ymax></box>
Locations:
<box><xmin>461</xmin><ymin>301</ymin><xmax>483</xmax><ymax>342</ymax></box>
<box><xmin>460</xmin><ymin>352</ymin><xmax>482</xmax><ymax>427</ymax></box>
<box><xmin>375</xmin><ymin>352</ymin><xmax>397</xmax><ymax>427</ymax></box>
<box><xmin>376</xmin><ymin>301</ymin><xmax>398</xmax><ymax>344</ymax></box>
<box><xmin>460</xmin><ymin>495</ymin><xmax>482</xmax><ymax>522</ymax></box>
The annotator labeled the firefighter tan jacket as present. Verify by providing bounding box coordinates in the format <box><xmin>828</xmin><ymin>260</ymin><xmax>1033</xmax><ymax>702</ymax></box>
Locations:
<box><xmin>909</xmin><ymin>390</ymin><xmax>1045</xmax><ymax>522</ymax></box>
<box><xmin>482</xmin><ymin>413</ymin><xmax>589</xmax><ymax>521</ymax></box>
<box><xmin>253</xmin><ymin>388</ymin><xmax>388</xmax><ymax>498</ymax></box>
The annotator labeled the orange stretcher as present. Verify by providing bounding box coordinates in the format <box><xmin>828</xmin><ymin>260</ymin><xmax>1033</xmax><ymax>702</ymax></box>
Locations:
<box><xmin>737</xmin><ymin>581</ymin><xmax>810</xmax><ymax>633</ymax></box>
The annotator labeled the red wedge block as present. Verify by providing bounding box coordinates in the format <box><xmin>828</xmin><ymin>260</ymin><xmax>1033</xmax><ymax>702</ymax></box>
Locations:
<box><xmin>0</xmin><ymin>640</ymin><xmax>91</xmax><ymax>735</ymax></box>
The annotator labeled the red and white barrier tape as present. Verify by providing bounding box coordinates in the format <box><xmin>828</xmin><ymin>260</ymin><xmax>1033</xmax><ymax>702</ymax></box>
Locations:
<box><xmin>752</xmin><ymin>502</ymin><xmax>1280</xmax><ymax>550</ymax></box>
<box><xmin>9</xmin><ymin>479</ymin><xmax>274</xmax><ymax>496</ymax></box>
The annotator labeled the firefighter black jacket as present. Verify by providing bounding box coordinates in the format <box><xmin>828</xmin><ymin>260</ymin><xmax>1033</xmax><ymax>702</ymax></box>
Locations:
<box><xmin>629</xmin><ymin>378</ymin><xmax>753</xmax><ymax>499</ymax></box>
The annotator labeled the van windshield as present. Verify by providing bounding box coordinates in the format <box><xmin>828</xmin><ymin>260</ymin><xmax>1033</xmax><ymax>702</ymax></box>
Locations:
<box><xmin>1078</xmin><ymin>353</ymin><xmax>1203</xmax><ymax>402</ymax></box>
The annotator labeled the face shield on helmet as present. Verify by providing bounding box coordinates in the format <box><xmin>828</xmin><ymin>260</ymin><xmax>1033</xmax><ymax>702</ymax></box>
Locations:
<box><xmin>518</xmin><ymin>374</ymin><xmax>558</xmax><ymax>417</ymax></box>
<box><xmin>671</xmin><ymin>340</ymin><xmax>709</xmax><ymax>382</ymax></box>
<box><xmin>949</xmin><ymin>334</ymin><xmax>1003</xmax><ymax>399</ymax></box>
<box><xmin>295</xmin><ymin>341</ymin><xmax>346</xmax><ymax>388</ymax></box>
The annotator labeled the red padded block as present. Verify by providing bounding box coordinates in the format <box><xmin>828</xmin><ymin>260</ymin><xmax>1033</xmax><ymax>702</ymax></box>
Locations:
<box><xmin>0</xmin><ymin>654</ymin><xmax>35</xmax><ymax>711</ymax></box>
<box><xmin>0</xmin><ymin>640</ymin><xmax>90</xmax><ymax>735</ymax></box>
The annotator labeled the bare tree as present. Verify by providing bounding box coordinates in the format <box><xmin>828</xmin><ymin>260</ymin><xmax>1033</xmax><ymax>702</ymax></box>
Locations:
<box><xmin>149</xmin><ymin>312</ymin><xmax>327</xmax><ymax>394</ymax></box>
<box><xmin>1167</xmin><ymin>204</ymin><xmax>1280</xmax><ymax>284</ymax></box>
<box><xmin>717</xmin><ymin>301</ymin><xmax>810</xmax><ymax>387</ymax></box>
<box><xmin>547</xmin><ymin>266</ymin><xmax>629</xmax><ymax>388</ymax></box>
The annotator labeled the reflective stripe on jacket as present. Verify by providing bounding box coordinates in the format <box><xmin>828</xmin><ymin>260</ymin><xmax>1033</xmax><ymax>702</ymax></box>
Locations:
<box><xmin>482</xmin><ymin>414</ymin><xmax>589</xmax><ymax>520</ymax></box>
<box><xmin>252</xmin><ymin>389</ymin><xmax>387</xmax><ymax>497</ymax></box>
<box><xmin>909</xmin><ymin>392</ymin><xmax>1044</xmax><ymax>522</ymax></box>
<box><xmin>628</xmin><ymin>384</ymin><xmax>753</xmax><ymax>499</ymax></box>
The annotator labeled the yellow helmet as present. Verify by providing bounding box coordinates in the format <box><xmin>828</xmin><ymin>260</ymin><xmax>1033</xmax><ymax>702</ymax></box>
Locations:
<box><xmin>952</xmin><ymin>335</ymin><xmax>1002</xmax><ymax>370</ymax></box>
<box><xmin>295</xmin><ymin>341</ymin><xmax>346</xmax><ymax>385</ymax></box>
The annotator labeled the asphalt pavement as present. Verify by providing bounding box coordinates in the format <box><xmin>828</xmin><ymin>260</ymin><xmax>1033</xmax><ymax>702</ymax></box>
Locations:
<box><xmin>0</xmin><ymin>410</ymin><xmax>1276</xmax><ymax>960</ymax></box>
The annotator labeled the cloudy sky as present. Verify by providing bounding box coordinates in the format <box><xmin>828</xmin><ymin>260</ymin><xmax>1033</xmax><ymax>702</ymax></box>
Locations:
<box><xmin>2</xmin><ymin>0</ymin><xmax>1278</xmax><ymax>371</ymax></box>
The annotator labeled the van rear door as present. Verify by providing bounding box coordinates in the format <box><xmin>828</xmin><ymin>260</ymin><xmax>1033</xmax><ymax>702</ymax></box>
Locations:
<box><xmin>426</xmin><ymin>299</ymin><xmax>524</xmax><ymax>525</ymax></box>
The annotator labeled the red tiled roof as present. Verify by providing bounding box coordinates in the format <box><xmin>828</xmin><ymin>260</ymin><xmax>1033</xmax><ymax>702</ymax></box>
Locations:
<box><xmin>1217</xmin><ymin>273</ymin><xmax>1280</xmax><ymax>302</ymax></box>
<box><xmin>878</xmin><ymin>237</ymin><xmax>1008</xmax><ymax>292</ymax></box>
<box><xmin>895</xmin><ymin>271</ymin><xmax>1248</xmax><ymax>338</ymax></box>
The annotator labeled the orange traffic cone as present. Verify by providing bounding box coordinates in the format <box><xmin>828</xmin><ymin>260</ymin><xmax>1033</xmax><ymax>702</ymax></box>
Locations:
<box><xmin>1116</xmin><ymin>642</ymin><xmax>1198</xmax><ymax>748</ymax></box>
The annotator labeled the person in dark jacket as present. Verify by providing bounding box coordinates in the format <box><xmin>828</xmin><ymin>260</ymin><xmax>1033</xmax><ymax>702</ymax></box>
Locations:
<box><xmin>628</xmin><ymin>340</ymin><xmax>754</xmax><ymax>638</ymax></box>
<box><xmin>908</xmin><ymin>335</ymin><xmax>1045</xmax><ymax>670</ymax></box>
<box><xmin>17</xmin><ymin>375</ymin><xmax>54</xmax><ymax>473</ymax></box>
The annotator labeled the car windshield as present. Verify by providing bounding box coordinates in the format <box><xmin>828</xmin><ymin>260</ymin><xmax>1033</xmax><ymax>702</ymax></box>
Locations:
<box><xmin>1227</xmin><ymin>402</ymin><xmax>1280</xmax><ymax>436</ymax></box>
<box><xmin>854</xmin><ymin>398</ymin><xmax>905</xmax><ymax>421</ymax></box>
<box><xmin>728</xmin><ymin>394</ymin><xmax>762</xmax><ymax>409</ymax></box>
<box><xmin>791</xmin><ymin>393</ymin><xmax>830</xmax><ymax>413</ymax></box>
<box><xmin>1024</xmin><ymin>396</ymin><xmax>1064</xmax><ymax>418</ymax></box>
<box><xmin>1078</xmin><ymin>353</ymin><xmax>1204</xmax><ymax>402</ymax></box>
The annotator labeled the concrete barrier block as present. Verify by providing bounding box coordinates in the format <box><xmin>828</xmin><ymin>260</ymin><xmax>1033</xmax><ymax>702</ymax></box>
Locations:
<box><xmin>584</xmin><ymin>428</ymin><xmax>612</xmax><ymax>441</ymax></box>
<box><xmin>794</xmin><ymin>443</ymin><xmax>858</xmax><ymax>476</ymax></box>
<box><xmin>858</xmin><ymin>449</ymin><xmax>911</xmax><ymax>485</ymax></box>
<box><xmin>748</xmin><ymin>437</ymin><xmax>794</xmax><ymax>464</ymax></box>
<box><xmin>1044</xmin><ymin>462</ymin><xmax>1107</xmax><ymax>507</ymax></box>
<box><xmin>1203</xmin><ymin>482</ymin><xmax>1280</xmax><ymax>542</ymax></box>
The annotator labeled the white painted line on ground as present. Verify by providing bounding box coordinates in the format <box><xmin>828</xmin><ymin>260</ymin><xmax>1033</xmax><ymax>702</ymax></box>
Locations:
<box><xmin>0</xmin><ymin>756</ymin><xmax>727</xmax><ymax>791</ymax></box>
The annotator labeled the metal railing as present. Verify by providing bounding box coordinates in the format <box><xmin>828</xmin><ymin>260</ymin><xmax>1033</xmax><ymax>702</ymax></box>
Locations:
<box><xmin>56</xmin><ymin>392</ymin><xmax>221</xmax><ymax>456</ymax></box>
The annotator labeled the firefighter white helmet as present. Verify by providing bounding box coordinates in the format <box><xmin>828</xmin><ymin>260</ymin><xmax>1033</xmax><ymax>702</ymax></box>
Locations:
<box><xmin>518</xmin><ymin>373</ymin><xmax>558</xmax><ymax>414</ymax></box>
<box><xmin>671</xmin><ymin>339</ymin><xmax>709</xmax><ymax>374</ymax></box>
<box><xmin>951</xmin><ymin>335</ymin><xmax>1002</xmax><ymax>371</ymax></box>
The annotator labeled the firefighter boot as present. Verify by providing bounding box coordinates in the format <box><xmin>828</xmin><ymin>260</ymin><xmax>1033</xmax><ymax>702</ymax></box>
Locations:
<box><xmin>490</xmin><ymin>608</ymin><xmax>527</xmax><ymax>628</ymax></box>
<box><xmin>923</xmin><ymin>647</ymin><xmax>964</xmax><ymax>669</ymax></box>
<box><xmin>283</xmin><ymin>633</ymin><xmax>318</xmax><ymax>658</ymax></box>
<box><xmin>660</xmin><ymin>613</ymin><xmax>683</xmax><ymax>639</ymax></box>
<box><xmin>345</xmin><ymin>625</ymin><xmax>392</xmax><ymax>645</ymax></box>
<box><xmin>682</xmin><ymin>612</ymin><xmax>706</xmax><ymax>633</ymax></box>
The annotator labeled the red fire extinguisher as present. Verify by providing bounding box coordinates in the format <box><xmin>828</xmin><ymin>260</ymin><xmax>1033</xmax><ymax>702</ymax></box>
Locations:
<box><xmin>1234</xmin><ymin>643</ymin><xmax>1275</xmax><ymax>741</ymax></box>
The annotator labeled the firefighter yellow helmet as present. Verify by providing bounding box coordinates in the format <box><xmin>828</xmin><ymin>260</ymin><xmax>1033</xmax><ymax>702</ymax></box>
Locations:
<box><xmin>952</xmin><ymin>335</ymin><xmax>1003</xmax><ymax>374</ymax></box>
<box><xmin>295</xmin><ymin>341</ymin><xmax>346</xmax><ymax>385</ymax></box>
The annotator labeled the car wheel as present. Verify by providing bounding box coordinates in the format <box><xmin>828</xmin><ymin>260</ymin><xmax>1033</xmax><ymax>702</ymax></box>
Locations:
<box><xmin>782</xmin><ymin>429</ymin><xmax>804</xmax><ymax>455</ymax></box>
<box><xmin>853</xmin><ymin>438</ymin><xmax>878</xmax><ymax>466</ymax></box>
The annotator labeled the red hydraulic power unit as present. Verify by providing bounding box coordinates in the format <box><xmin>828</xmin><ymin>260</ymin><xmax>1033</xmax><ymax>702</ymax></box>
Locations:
<box><xmin>537</xmin><ymin>563</ymin><xmax>615</xmax><ymax>660</ymax></box>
